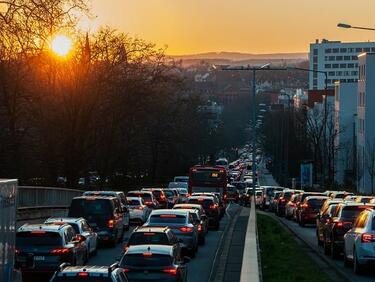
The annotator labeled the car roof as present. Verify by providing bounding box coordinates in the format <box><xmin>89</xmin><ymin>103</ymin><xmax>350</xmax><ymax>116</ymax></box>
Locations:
<box><xmin>17</xmin><ymin>223</ymin><xmax>69</xmax><ymax>232</ymax></box>
<box><xmin>173</xmin><ymin>209</ymin><xmax>199</xmax><ymax>214</ymax></box>
<box><xmin>305</xmin><ymin>196</ymin><xmax>328</xmax><ymax>200</ymax></box>
<box><xmin>126</xmin><ymin>244</ymin><xmax>174</xmax><ymax>256</ymax></box>
<box><xmin>127</xmin><ymin>196</ymin><xmax>143</xmax><ymax>201</ymax></box>
<box><xmin>57</xmin><ymin>265</ymin><xmax>114</xmax><ymax>274</ymax></box>
<box><xmin>134</xmin><ymin>226</ymin><xmax>170</xmax><ymax>233</ymax></box>
<box><xmin>84</xmin><ymin>191</ymin><xmax>118</xmax><ymax>195</ymax></box>
<box><xmin>174</xmin><ymin>204</ymin><xmax>202</xmax><ymax>209</ymax></box>
<box><xmin>72</xmin><ymin>195</ymin><xmax>117</xmax><ymax>201</ymax></box>
<box><xmin>150</xmin><ymin>209</ymin><xmax>188</xmax><ymax>216</ymax></box>
<box><xmin>45</xmin><ymin>217</ymin><xmax>84</xmax><ymax>224</ymax></box>
<box><xmin>189</xmin><ymin>195</ymin><xmax>214</xmax><ymax>200</ymax></box>
<box><xmin>339</xmin><ymin>202</ymin><xmax>375</xmax><ymax>207</ymax></box>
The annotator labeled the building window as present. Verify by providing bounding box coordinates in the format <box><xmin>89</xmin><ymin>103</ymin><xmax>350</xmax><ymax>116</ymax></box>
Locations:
<box><xmin>340</xmin><ymin>79</ymin><xmax>347</xmax><ymax>83</ymax></box>
<box><xmin>328</xmin><ymin>71</ymin><xmax>335</xmax><ymax>76</ymax></box>
<box><xmin>333</xmin><ymin>48</ymin><xmax>339</xmax><ymax>53</ymax></box>
<box><xmin>340</xmin><ymin>63</ymin><xmax>347</xmax><ymax>68</ymax></box>
<box><xmin>313</xmin><ymin>72</ymin><xmax>318</xmax><ymax>78</ymax></box>
<box><xmin>336</xmin><ymin>71</ymin><xmax>342</xmax><ymax>76</ymax></box>
<box><xmin>364</xmin><ymin>47</ymin><xmax>370</xmax><ymax>52</ymax></box>
<box><xmin>336</xmin><ymin>56</ymin><xmax>343</xmax><ymax>61</ymax></box>
<box><xmin>313</xmin><ymin>49</ymin><xmax>318</xmax><ymax>55</ymax></box>
<box><xmin>352</xmin><ymin>56</ymin><xmax>358</xmax><ymax>60</ymax></box>
<box><xmin>325</xmin><ymin>64</ymin><xmax>331</xmax><ymax>68</ymax></box>
<box><xmin>313</xmin><ymin>79</ymin><xmax>317</xmax><ymax>86</ymax></box>
<box><xmin>326</xmin><ymin>79</ymin><xmax>332</xmax><ymax>84</ymax></box>
<box><xmin>372</xmin><ymin>47</ymin><xmax>375</xmax><ymax>52</ymax></box>
<box><xmin>332</xmin><ymin>64</ymin><xmax>339</xmax><ymax>68</ymax></box>
<box><xmin>351</xmin><ymin>71</ymin><xmax>358</xmax><ymax>76</ymax></box>
<box><xmin>329</xmin><ymin>56</ymin><xmax>335</xmax><ymax>61</ymax></box>
<box><xmin>356</xmin><ymin>48</ymin><xmax>363</xmax><ymax>52</ymax></box>
<box><xmin>348</xmin><ymin>48</ymin><xmax>354</xmax><ymax>52</ymax></box>
<box><xmin>340</xmin><ymin>48</ymin><xmax>347</xmax><ymax>53</ymax></box>
<box><xmin>344</xmin><ymin>71</ymin><xmax>350</xmax><ymax>76</ymax></box>
<box><xmin>348</xmin><ymin>79</ymin><xmax>354</xmax><ymax>82</ymax></box>
<box><xmin>325</xmin><ymin>48</ymin><xmax>332</xmax><ymax>53</ymax></box>
<box><xmin>355</xmin><ymin>63</ymin><xmax>358</xmax><ymax>67</ymax></box>
<box><xmin>344</xmin><ymin>56</ymin><xmax>351</xmax><ymax>60</ymax></box>
<box><xmin>313</xmin><ymin>64</ymin><xmax>318</xmax><ymax>70</ymax></box>
<box><xmin>313</xmin><ymin>56</ymin><xmax>318</xmax><ymax>63</ymax></box>
<box><xmin>348</xmin><ymin>63</ymin><xmax>354</xmax><ymax>68</ymax></box>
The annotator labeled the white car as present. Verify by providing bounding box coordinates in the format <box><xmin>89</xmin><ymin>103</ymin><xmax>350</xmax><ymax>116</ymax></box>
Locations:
<box><xmin>127</xmin><ymin>197</ymin><xmax>151</xmax><ymax>225</ymax></box>
<box><xmin>44</xmin><ymin>217</ymin><xmax>98</xmax><ymax>256</ymax></box>
<box><xmin>344</xmin><ymin>208</ymin><xmax>375</xmax><ymax>273</ymax></box>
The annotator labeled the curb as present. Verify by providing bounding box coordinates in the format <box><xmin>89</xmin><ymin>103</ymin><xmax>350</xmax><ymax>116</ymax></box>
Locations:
<box><xmin>260</xmin><ymin>211</ymin><xmax>353</xmax><ymax>282</ymax></box>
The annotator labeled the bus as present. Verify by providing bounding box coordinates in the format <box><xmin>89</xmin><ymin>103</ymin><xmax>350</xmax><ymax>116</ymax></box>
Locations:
<box><xmin>188</xmin><ymin>165</ymin><xmax>228</xmax><ymax>200</ymax></box>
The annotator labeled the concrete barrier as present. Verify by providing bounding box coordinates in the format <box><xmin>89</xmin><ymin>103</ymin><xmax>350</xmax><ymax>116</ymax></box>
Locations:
<box><xmin>240</xmin><ymin>197</ymin><xmax>260</xmax><ymax>282</ymax></box>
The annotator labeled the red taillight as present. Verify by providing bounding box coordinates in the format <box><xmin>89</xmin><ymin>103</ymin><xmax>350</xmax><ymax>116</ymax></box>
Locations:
<box><xmin>137</xmin><ymin>206</ymin><xmax>144</xmax><ymax>210</ymax></box>
<box><xmin>50</xmin><ymin>248</ymin><xmax>70</xmax><ymax>254</ymax></box>
<box><xmin>163</xmin><ymin>268</ymin><xmax>177</xmax><ymax>275</ymax></box>
<box><xmin>123</xmin><ymin>268</ymin><xmax>130</xmax><ymax>273</ymax></box>
<box><xmin>108</xmin><ymin>219</ymin><xmax>115</xmax><ymax>228</ymax></box>
<box><xmin>15</xmin><ymin>248</ymin><xmax>20</xmax><ymax>255</ymax></box>
<box><xmin>280</xmin><ymin>198</ymin><xmax>286</xmax><ymax>203</ymax></box>
<box><xmin>143</xmin><ymin>252</ymin><xmax>153</xmax><ymax>257</ymax></box>
<box><xmin>160</xmin><ymin>195</ymin><xmax>166</xmax><ymax>200</ymax></box>
<box><xmin>77</xmin><ymin>272</ymin><xmax>89</xmax><ymax>277</ymax></box>
<box><xmin>301</xmin><ymin>203</ymin><xmax>309</xmax><ymax>208</ymax></box>
<box><xmin>336</xmin><ymin>221</ymin><xmax>352</xmax><ymax>228</ymax></box>
<box><xmin>145</xmin><ymin>201</ymin><xmax>152</xmax><ymax>205</ymax></box>
<box><xmin>198</xmin><ymin>224</ymin><xmax>202</xmax><ymax>232</ymax></box>
<box><xmin>180</xmin><ymin>227</ymin><xmax>193</xmax><ymax>232</ymax></box>
<box><xmin>361</xmin><ymin>233</ymin><xmax>375</xmax><ymax>243</ymax></box>
<box><xmin>210</xmin><ymin>204</ymin><xmax>219</xmax><ymax>209</ymax></box>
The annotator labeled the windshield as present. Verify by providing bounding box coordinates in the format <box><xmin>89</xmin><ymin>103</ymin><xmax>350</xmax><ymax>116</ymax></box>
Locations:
<box><xmin>188</xmin><ymin>198</ymin><xmax>214</xmax><ymax>208</ymax></box>
<box><xmin>121</xmin><ymin>254</ymin><xmax>172</xmax><ymax>267</ymax></box>
<box><xmin>307</xmin><ymin>199</ymin><xmax>326</xmax><ymax>208</ymax></box>
<box><xmin>164</xmin><ymin>190</ymin><xmax>174</xmax><ymax>197</ymax></box>
<box><xmin>69</xmin><ymin>199</ymin><xmax>112</xmax><ymax>217</ymax></box>
<box><xmin>149</xmin><ymin>214</ymin><xmax>186</xmax><ymax>224</ymax></box>
<box><xmin>17</xmin><ymin>232</ymin><xmax>62</xmax><ymax>247</ymax></box>
<box><xmin>128</xmin><ymin>233</ymin><xmax>169</xmax><ymax>245</ymax></box>
<box><xmin>127</xmin><ymin>199</ymin><xmax>141</xmax><ymax>206</ymax></box>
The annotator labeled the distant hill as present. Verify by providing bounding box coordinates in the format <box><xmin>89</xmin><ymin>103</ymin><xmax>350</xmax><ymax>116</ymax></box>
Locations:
<box><xmin>169</xmin><ymin>51</ymin><xmax>308</xmax><ymax>67</ymax></box>
<box><xmin>170</xmin><ymin>51</ymin><xmax>308</xmax><ymax>61</ymax></box>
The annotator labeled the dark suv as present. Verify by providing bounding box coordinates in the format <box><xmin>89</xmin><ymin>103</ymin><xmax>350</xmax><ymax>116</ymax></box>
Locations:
<box><xmin>188</xmin><ymin>196</ymin><xmax>220</xmax><ymax>230</ymax></box>
<box><xmin>15</xmin><ymin>224</ymin><xmax>87</xmax><ymax>274</ymax></box>
<box><xmin>123</xmin><ymin>226</ymin><xmax>181</xmax><ymax>254</ymax></box>
<box><xmin>322</xmin><ymin>202</ymin><xmax>375</xmax><ymax>258</ymax></box>
<box><xmin>68</xmin><ymin>196</ymin><xmax>124</xmax><ymax>246</ymax></box>
<box><xmin>50</xmin><ymin>263</ymin><xmax>128</xmax><ymax>282</ymax></box>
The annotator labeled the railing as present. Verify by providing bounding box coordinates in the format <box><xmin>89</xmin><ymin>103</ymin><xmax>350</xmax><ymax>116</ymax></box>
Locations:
<box><xmin>18</xmin><ymin>186</ymin><xmax>84</xmax><ymax>208</ymax></box>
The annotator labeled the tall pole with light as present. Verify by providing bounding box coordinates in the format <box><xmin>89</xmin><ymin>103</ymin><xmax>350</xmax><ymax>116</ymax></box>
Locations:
<box><xmin>338</xmin><ymin>23</ymin><xmax>375</xmax><ymax>31</ymax></box>
<box><xmin>223</xmin><ymin>65</ymin><xmax>287</xmax><ymax>198</ymax></box>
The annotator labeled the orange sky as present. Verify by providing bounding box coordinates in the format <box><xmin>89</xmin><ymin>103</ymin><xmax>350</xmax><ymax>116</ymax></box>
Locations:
<box><xmin>88</xmin><ymin>0</ymin><xmax>375</xmax><ymax>55</ymax></box>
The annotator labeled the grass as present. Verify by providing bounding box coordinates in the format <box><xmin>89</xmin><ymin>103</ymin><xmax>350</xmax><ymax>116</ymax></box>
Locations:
<box><xmin>257</xmin><ymin>213</ymin><xmax>332</xmax><ymax>282</ymax></box>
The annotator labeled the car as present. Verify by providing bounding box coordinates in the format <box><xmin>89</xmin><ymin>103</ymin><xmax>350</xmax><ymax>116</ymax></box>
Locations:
<box><xmin>298</xmin><ymin>196</ymin><xmax>328</xmax><ymax>226</ymax></box>
<box><xmin>174</xmin><ymin>209</ymin><xmax>208</xmax><ymax>244</ymax></box>
<box><xmin>355</xmin><ymin>196</ymin><xmax>375</xmax><ymax>204</ymax></box>
<box><xmin>44</xmin><ymin>217</ymin><xmax>98</xmax><ymax>256</ymax></box>
<box><xmin>275</xmin><ymin>190</ymin><xmax>296</xmax><ymax>216</ymax></box>
<box><xmin>269</xmin><ymin>191</ymin><xmax>282</xmax><ymax>212</ymax></box>
<box><xmin>126</xmin><ymin>197</ymin><xmax>151</xmax><ymax>225</ymax></box>
<box><xmin>142</xmin><ymin>188</ymin><xmax>168</xmax><ymax>209</ymax></box>
<box><xmin>322</xmin><ymin>202</ymin><xmax>374</xmax><ymax>258</ymax></box>
<box><xmin>68</xmin><ymin>196</ymin><xmax>125</xmax><ymax>246</ymax></box>
<box><xmin>123</xmin><ymin>226</ymin><xmax>181</xmax><ymax>255</ymax></box>
<box><xmin>226</xmin><ymin>184</ymin><xmax>239</xmax><ymax>203</ymax></box>
<box><xmin>127</xmin><ymin>190</ymin><xmax>159</xmax><ymax>209</ymax></box>
<box><xmin>143</xmin><ymin>209</ymin><xmax>199</xmax><ymax>257</ymax></box>
<box><xmin>294</xmin><ymin>192</ymin><xmax>326</xmax><ymax>223</ymax></box>
<box><xmin>173</xmin><ymin>204</ymin><xmax>209</xmax><ymax>240</ymax></box>
<box><xmin>285</xmin><ymin>194</ymin><xmax>299</xmax><ymax>219</ymax></box>
<box><xmin>83</xmin><ymin>191</ymin><xmax>130</xmax><ymax>231</ymax></box>
<box><xmin>168</xmin><ymin>182</ymin><xmax>188</xmax><ymax>190</ymax></box>
<box><xmin>175</xmin><ymin>188</ymin><xmax>189</xmax><ymax>203</ymax></box>
<box><xmin>261</xmin><ymin>186</ymin><xmax>284</xmax><ymax>210</ymax></box>
<box><xmin>119</xmin><ymin>245</ymin><xmax>189</xmax><ymax>282</ymax></box>
<box><xmin>188</xmin><ymin>196</ymin><xmax>220</xmax><ymax>230</ymax></box>
<box><xmin>255</xmin><ymin>190</ymin><xmax>263</xmax><ymax>207</ymax></box>
<box><xmin>330</xmin><ymin>191</ymin><xmax>354</xmax><ymax>199</ymax></box>
<box><xmin>15</xmin><ymin>224</ymin><xmax>87</xmax><ymax>274</ymax></box>
<box><xmin>163</xmin><ymin>188</ymin><xmax>180</xmax><ymax>207</ymax></box>
<box><xmin>344</xmin><ymin>208</ymin><xmax>375</xmax><ymax>273</ymax></box>
<box><xmin>50</xmin><ymin>263</ymin><xmax>128</xmax><ymax>281</ymax></box>
<box><xmin>316</xmin><ymin>199</ymin><xmax>342</xmax><ymax>246</ymax></box>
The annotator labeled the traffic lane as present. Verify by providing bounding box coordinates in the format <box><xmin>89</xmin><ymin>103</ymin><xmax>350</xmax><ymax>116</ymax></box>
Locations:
<box><xmin>89</xmin><ymin>205</ymin><xmax>233</xmax><ymax>282</ymax></box>
<box><xmin>267</xmin><ymin>212</ymin><xmax>375</xmax><ymax>282</ymax></box>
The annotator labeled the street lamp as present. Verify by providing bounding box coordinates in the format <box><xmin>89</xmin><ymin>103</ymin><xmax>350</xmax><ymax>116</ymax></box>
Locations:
<box><xmin>338</xmin><ymin>22</ymin><xmax>375</xmax><ymax>31</ymax></box>
<box><xmin>222</xmin><ymin>64</ymin><xmax>287</xmax><ymax>197</ymax></box>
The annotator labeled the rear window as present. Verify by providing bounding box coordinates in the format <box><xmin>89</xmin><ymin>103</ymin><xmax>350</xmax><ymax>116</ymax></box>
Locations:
<box><xmin>307</xmin><ymin>198</ymin><xmax>326</xmax><ymax>208</ymax></box>
<box><xmin>188</xmin><ymin>198</ymin><xmax>214</xmax><ymax>208</ymax></box>
<box><xmin>335</xmin><ymin>194</ymin><xmax>345</xmax><ymax>199</ymax></box>
<box><xmin>127</xmin><ymin>199</ymin><xmax>141</xmax><ymax>206</ymax></box>
<box><xmin>52</xmin><ymin>277</ymin><xmax>112</xmax><ymax>282</ymax></box>
<box><xmin>274</xmin><ymin>193</ymin><xmax>281</xmax><ymax>199</ymax></box>
<box><xmin>152</xmin><ymin>191</ymin><xmax>162</xmax><ymax>197</ymax></box>
<box><xmin>255</xmin><ymin>191</ymin><xmax>262</xmax><ymax>196</ymax></box>
<box><xmin>69</xmin><ymin>199</ymin><xmax>113</xmax><ymax>217</ymax></box>
<box><xmin>16</xmin><ymin>232</ymin><xmax>62</xmax><ymax>247</ymax></box>
<box><xmin>121</xmin><ymin>254</ymin><xmax>172</xmax><ymax>267</ymax></box>
<box><xmin>128</xmin><ymin>193</ymin><xmax>151</xmax><ymax>200</ymax></box>
<box><xmin>227</xmin><ymin>186</ymin><xmax>237</xmax><ymax>192</ymax></box>
<box><xmin>301</xmin><ymin>193</ymin><xmax>323</xmax><ymax>202</ymax></box>
<box><xmin>283</xmin><ymin>192</ymin><xmax>292</xmax><ymax>199</ymax></box>
<box><xmin>128</xmin><ymin>232</ymin><xmax>169</xmax><ymax>245</ymax></box>
<box><xmin>164</xmin><ymin>190</ymin><xmax>174</xmax><ymax>197</ymax></box>
<box><xmin>149</xmin><ymin>214</ymin><xmax>186</xmax><ymax>224</ymax></box>
<box><xmin>341</xmin><ymin>206</ymin><xmax>368</xmax><ymax>221</ymax></box>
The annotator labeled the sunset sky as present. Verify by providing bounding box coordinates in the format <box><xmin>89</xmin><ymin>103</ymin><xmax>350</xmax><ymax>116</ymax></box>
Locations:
<box><xmin>90</xmin><ymin>0</ymin><xmax>375</xmax><ymax>55</ymax></box>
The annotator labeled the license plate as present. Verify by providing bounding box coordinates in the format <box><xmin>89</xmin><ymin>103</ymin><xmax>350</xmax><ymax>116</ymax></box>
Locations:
<box><xmin>34</xmin><ymin>256</ymin><xmax>45</xmax><ymax>261</ymax></box>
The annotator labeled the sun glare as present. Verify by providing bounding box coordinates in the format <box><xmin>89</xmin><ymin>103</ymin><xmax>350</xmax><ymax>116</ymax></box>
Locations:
<box><xmin>51</xmin><ymin>35</ymin><xmax>73</xmax><ymax>57</ymax></box>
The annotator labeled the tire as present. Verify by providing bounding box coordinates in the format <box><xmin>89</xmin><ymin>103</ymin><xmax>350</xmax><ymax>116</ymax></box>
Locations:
<box><xmin>353</xmin><ymin>248</ymin><xmax>363</xmax><ymax>274</ymax></box>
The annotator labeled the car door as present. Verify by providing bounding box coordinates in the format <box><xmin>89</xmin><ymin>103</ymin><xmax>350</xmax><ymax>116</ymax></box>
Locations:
<box><xmin>82</xmin><ymin>220</ymin><xmax>96</xmax><ymax>252</ymax></box>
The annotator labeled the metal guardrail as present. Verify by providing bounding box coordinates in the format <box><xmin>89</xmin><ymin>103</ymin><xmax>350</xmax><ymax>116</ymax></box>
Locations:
<box><xmin>18</xmin><ymin>186</ymin><xmax>84</xmax><ymax>208</ymax></box>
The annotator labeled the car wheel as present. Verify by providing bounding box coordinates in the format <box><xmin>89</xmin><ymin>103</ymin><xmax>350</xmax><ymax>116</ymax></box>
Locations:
<box><xmin>353</xmin><ymin>248</ymin><xmax>363</xmax><ymax>274</ymax></box>
<box><xmin>330</xmin><ymin>240</ymin><xmax>338</xmax><ymax>259</ymax></box>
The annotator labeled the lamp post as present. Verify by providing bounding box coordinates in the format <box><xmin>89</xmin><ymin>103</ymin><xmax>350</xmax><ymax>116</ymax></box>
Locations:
<box><xmin>222</xmin><ymin>65</ymin><xmax>287</xmax><ymax>197</ymax></box>
<box><xmin>338</xmin><ymin>23</ymin><xmax>375</xmax><ymax>31</ymax></box>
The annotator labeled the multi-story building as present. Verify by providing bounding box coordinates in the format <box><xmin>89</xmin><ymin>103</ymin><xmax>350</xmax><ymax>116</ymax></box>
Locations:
<box><xmin>309</xmin><ymin>39</ymin><xmax>375</xmax><ymax>90</ymax></box>
<box><xmin>334</xmin><ymin>82</ymin><xmax>357</xmax><ymax>185</ymax></box>
<box><xmin>357</xmin><ymin>53</ymin><xmax>375</xmax><ymax>194</ymax></box>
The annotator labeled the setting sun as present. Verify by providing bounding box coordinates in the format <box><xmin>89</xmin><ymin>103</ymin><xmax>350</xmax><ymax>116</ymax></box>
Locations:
<box><xmin>51</xmin><ymin>35</ymin><xmax>72</xmax><ymax>57</ymax></box>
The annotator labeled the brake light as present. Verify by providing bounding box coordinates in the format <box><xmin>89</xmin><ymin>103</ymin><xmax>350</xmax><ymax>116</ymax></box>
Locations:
<box><xmin>145</xmin><ymin>201</ymin><xmax>152</xmax><ymax>205</ymax></box>
<box><xmin>210</xmin><ymin>204</ymin><xmax>219</xmax><ymax>209</ymax></box>
<box><xmin>143</xmin><ymin>232</ymin><xmax>155</xmax><ymax>236</ymax></box>
<box><xmin>224</xmin><ymin>194</ymin><xmax>227</xmax><ymax>199</ymax></box>
<box><xmin>31</xmin><ymin>230</ymin><xmax>46</xmax><ymax>234</ymax></box>
<box><xmin>123</xmin><ymin>268</ymin><xmax>130</xmax><ymax>273</ymax></box>
<box><xmin>160</xmin><ymin>195</ymin><xmax>166</xmax><ymax>200</ymax></box>
<box><xmin>301</xmin><ymin>203</ymin><xmax>309</xmax><ymax>208</ymax></box>
<box><xmin>163</xmin><ymin>268</ymin><xmax>177</xmax><ymax>275</ymax></box>
<box><xmin>143</xmin><ymin>252</ymin><xmax>153</xmax><ymax>256</ymax></box>
<box><xmin>123</xmin><ymin>246</ymin><xmax>129</xmax><ymax>252</ymax></box>
<box><xmin>15</xmin><ymin>248</ymin><xmax>20</xmax><ymax>255</ymax></box>
<box><xmin>77</xmin><ymin>272</ymin><xmax>89</xmax><ymax>277</ymax></box>
<box><xmin>160</xmin><ymin>214</ymin><xmax>176</xmax><ymax>218</ymax></box>
<box><xmin>280</xmin><ymin>198</ymin><xmax>286</xmax><ymax>203</ymax></box>
<box><xmin>50</xmin><ymin>248</ymin><xmax>70</xmax><ymax>254</ymax></box>
<box><xmin>180</xmin><ymin>227</ymin><xmax>193</xmax><ymax>232</ymax></box>
<box><xmin>198</xmin><ymin>224</ymin><xmax>202</xmax><ymax>232</ymax></box>
<box><xmin>108</xmin><ymin>219</ymin><xmax>115</xmax><ymax>228</ymax></box>
<box><xmin>336</xmin><ymin>221</ymin><xmax>352</xmax><ymax>228</ymax></box>
<box><xmin>137</xmin><ymin>206</ymin><xmax>144</xmax><ymax>210</ymax></box>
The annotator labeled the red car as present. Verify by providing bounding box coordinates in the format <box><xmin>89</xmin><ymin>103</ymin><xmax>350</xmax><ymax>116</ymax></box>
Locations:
<box><xmin>298</xmin><ymin>196</ymin><xmax>328</xmax><ymax>226</ymax></box>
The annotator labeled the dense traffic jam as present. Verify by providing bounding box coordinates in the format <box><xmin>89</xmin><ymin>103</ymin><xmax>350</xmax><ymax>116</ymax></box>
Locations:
<box><xmin>14</xmin><ymin>157</ymin><xmax>254</xmax><ymax>282</ymax></box>
<box><xmin>260</xmin><ymin>186</ymin><xmax>375</xmax><ymax>274</ymax></box>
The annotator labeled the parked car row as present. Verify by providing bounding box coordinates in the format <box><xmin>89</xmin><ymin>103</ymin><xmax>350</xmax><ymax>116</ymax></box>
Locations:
<box><xmin>263</xmin><ymin>187</ymin><xmax>375</xmax><ymax>274</ymax></box>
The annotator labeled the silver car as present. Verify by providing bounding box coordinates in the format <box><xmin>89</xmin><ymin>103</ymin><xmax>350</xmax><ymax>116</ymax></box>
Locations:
<box><xmin>127</xmin><ymin>197</ymin><xmax>151</xmax><ymax>225</ymax></box>
<box><xmin>344</xmin><ymin>208</ymin><xmax>375</xmax><ymax>274</ymax></box>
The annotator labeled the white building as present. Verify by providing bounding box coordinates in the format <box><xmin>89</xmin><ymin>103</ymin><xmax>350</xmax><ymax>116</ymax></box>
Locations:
<box><xmin>309</xmin><ymin>39</ymin><xmax>375</xmax><ymax>90</ymax></box>
<box><xmin>334</xmin><ymin>82</ymin><xmax>357</xmax><ymax>185</ymax></box>
<box><xmin>357</xmin><ymin>53</ymin><xmax>375</xmax><ymax>194</ymax></box>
